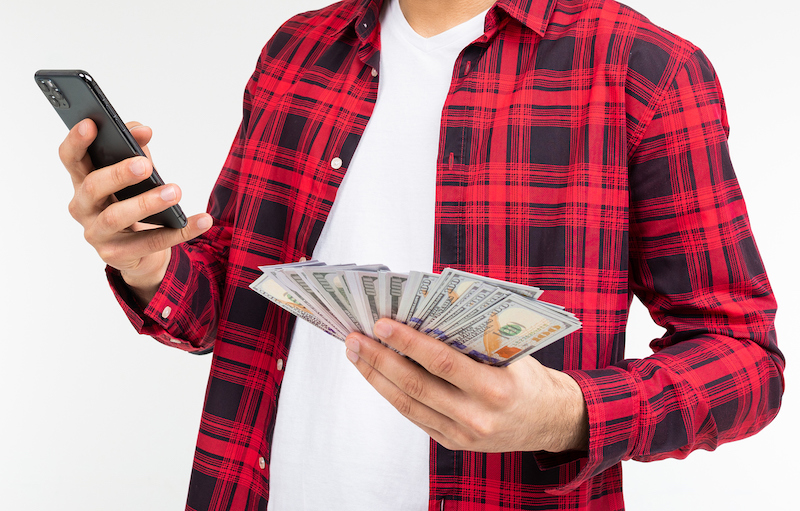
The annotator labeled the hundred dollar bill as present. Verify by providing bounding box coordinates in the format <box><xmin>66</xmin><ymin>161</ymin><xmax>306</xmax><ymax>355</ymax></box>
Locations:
<box><xmin>411</xmin><ymin>268</ymin><xmax>544</xmax><ymax>329</ymax></box>
<box><xmin>410</xmin><ymin>269</ymin><xmax>475</xmax><ymax>329</ymax></box>
<box><xmin>344</xmin><ymin>271</ymin><xmax>383</xmax><ymax>338</ymax></box>
<box><xmin>257</xmin><ymin>259</ymin><xmax>325</xmax><ymax>274</ymax></box>
<box><xmin>412</xmin><ymin>270</ymin><xmax>481</xmax><ymax>329</ymax></box>
<box><xmin>378</xmin><ymin>271</ymin><xmax>409</xmax><ymax>320</ymax></box>
<box><xmin>425</xmin><ymin>287</ymin><xmax>511</xmax><ymax>339</ymax></box>
<box><xmin>439</xmin><ymin>294</ymin><xmax>581</xmax><ymax>366</ymax></box>
<box><xmin>250</xmin><ymin>270</ymin><xmax>346</xmax><ymax>341</ymax></box>
<box><xmin>296</xmin><ymin>264</ymin><xmax>364</xmax><ymax>333</ymax></box>
<box><xmin>277</xmin><ymin>269</ymin><xmax>352</xmax><ymax>338</ymax></box>
<box><xmin>395</xmin><ymin>271</ymin><xmax>440</xmax><ymax>328</ymax></box>
<box><xmin>444</xmin><ymin>269</ymin><xmax>543</xmax><ymax>299</ymax></box>
<box><xmin>422</xmin><ymin>283</ymin><xmax>496</xmax><ymax>334</ymax></box>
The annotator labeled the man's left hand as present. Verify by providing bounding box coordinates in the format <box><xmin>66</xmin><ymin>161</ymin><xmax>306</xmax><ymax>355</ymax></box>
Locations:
<box><xmin>345</xmin><ymin>319</ymin><xmax>589</xmax><ymax>453</ymax></box>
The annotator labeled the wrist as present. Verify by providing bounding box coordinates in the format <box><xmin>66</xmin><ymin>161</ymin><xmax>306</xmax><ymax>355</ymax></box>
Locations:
<box><xmin>120</xmin><ymin>252</ymin><xmax>171</xmax><ymax>306</ymax></box>
<box><xmin>543</xmin><ymin>369</ymin><xmax>589</xmax><ymax>453</ymax></box>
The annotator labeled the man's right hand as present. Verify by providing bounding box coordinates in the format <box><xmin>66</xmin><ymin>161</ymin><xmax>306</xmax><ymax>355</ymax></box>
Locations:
<box><xmin>59</xmin><ymin>118</ymin><xmax>213</xmax><ymax>305</ymax></box>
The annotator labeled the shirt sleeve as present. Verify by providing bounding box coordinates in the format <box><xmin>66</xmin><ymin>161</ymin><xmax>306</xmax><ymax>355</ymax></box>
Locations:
<box><xmin>540</xmin><ymin>49</ymin><xmax>785</xmax><ymax>494</ymax></box>
<box><xmin>104</xmin><ymin>43</ymin><xmax>270</xmax><ymax>353</ymax></box>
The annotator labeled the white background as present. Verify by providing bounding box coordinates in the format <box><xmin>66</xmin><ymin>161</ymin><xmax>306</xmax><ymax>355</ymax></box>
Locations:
<box><xmin>0</xmin><ymin>0</ymin><xmax>796</xmax><ymax>509</ymax></box>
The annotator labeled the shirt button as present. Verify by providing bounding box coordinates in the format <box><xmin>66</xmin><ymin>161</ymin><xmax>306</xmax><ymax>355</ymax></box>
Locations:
<box><xmin>371</xmin><ymin>68</ymin><xmax>378</xmax><ymax>77</ymax></box>
<box><xmin>276</xmin><ymin>358</ymin><xmax>284</xmax><ymax>371</ymax></box>
<box><xmin>258</xmin><ymin>457</ymin><xmax>266</xmax><ymax>470</ymax></box>
<box><xmin>161</xmin><ymin>306</ymin><xmax>172</xmax><ymax>319</ymax></box>
<box><xmin>168</xmin><ymin>338</ymin><xmax>182</xmax><ymax>344</ymax></box>
<box><xmin>331</xmin><ymin>157</ymin><xmax>343</xmax><ymax>169</ymax></box>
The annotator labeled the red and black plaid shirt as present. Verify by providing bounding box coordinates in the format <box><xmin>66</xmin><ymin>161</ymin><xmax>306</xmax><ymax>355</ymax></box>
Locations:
<box><xmin>108</xmin><ymin>0</ymin><xmax>784</xmax><ymax>509</ymax></box>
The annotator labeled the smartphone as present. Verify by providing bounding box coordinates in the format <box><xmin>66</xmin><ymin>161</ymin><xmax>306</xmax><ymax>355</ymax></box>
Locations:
<box><xmin>35</xmin><ymin>69</ymin><xmax>187</xmax><ymax>229</ymax></box>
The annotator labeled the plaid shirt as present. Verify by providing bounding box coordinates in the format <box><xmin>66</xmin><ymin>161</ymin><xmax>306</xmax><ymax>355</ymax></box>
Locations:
<box><xmin>108</xmin><ymin>0</ymin><xmax>784</xmax><ymax>509</ymax></box>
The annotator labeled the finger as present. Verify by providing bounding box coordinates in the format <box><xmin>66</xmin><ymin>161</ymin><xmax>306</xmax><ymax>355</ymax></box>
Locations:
<box><xmin>97</xmin><ymin>213</ymin><xmax>213</xmax><ymax>269</ymax></box>
<box><xmin>86</xmin><ymin>181</ymin><xmax>181</xmax><ymax>240</ymax></box>
<box><xmin>345</xmin><ymin>332</ymin><xmax>462</xmax><ymax>419</ymax></box>
<box><xmin>70</xmin><ymin>156</ymin><xmax>154</xmax><ymax>222</ymax></box>
<box><xmin>373</xmin><ymin>319</ymin><xmax>482</xmax><ymax>391</ymax></box>
<box><xmin>345</xmin><ymin>334</ymin><xmax>459</xmax><ymax>436</ymax></box>
<box><xmin>125</xmin><ymin>122</ymin><xmax>154</xmax><ymax>159</ymax></box>
<box><xmin>58</xmin><ymin>118</ymin><xmax>97</xmax><ymax>187</ymax></box>
<box><xmin>406</xmin><ymin>418</ymin><xmax>463</xmax><ymax>452</ymax></box>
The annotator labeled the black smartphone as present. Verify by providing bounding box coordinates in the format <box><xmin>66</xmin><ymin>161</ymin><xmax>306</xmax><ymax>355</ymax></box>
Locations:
<box><xmin>35</xmin><ymin>69</ymin><xmax>187</xmax><ymax>229</ymax></box>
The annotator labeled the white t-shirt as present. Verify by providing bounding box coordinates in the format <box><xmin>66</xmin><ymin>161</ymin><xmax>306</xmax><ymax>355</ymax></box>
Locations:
<box><xmin>267</xmin><ymin>2</ymin><xmax>486</xmax><ymax>509</ymax></box>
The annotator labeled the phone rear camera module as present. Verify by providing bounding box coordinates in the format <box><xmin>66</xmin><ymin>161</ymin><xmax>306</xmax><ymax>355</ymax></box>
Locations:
<box><xmin>39</xmin><ymin>79</ymin><xmax>69</xmax><ymax>109</ymax></box>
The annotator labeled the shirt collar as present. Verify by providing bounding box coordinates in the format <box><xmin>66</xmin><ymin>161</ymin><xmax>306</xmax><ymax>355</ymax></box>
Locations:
<box><xmin>339</xmin><ymin>0</ymin><xmax>557</xmax><ymax>39</ymax></box>
<box><xmin>493</xmin><ymin>0</ymin><xmax>557</xmax><ymax>37</ymax></box>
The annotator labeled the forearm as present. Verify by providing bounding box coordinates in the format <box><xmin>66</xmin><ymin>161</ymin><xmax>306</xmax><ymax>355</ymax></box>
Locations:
<box><xmin>120</xmin><ymin>252</ymin><xmax>171</xmax><ymax>306</ymax></box>
<box><xmin>541</xmin><ymin>368</ymin><xmax>589</xmax><ymax>453</ymax></box>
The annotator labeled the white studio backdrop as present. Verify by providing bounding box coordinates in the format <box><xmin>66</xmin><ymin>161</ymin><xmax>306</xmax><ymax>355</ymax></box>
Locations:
<box><xmin>0</xmin><ymin>0</ymin><xmax>795</xmax><ymax>509</ymax></box>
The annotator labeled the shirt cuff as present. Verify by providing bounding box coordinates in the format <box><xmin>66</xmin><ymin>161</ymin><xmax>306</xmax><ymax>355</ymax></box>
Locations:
<box><xmin>105</xmin><ymin>245</ymin><xmax>202</xmax><ymax>352</ymax></box>
<box><xmin>533</xmin><ymin>367</ymin><xmax>640</xmax><ymax>495</ymax></box>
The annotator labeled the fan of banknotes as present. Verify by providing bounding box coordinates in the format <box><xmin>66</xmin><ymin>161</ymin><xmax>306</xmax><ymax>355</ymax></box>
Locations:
<box><xmin>249</xmin><ymin>261</ymin><xmax>581</xmax><ymax>366</ymax></box>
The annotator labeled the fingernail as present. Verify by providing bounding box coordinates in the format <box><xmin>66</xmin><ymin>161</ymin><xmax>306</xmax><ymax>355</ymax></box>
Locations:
<box><xmin>78</xmin><ymin>120</ymin><xmax>88</xmax><ymax>137</ymax></box>
<box><xmin>131</xmin><ymin>159</ymin><xmax>147</xmax><ymax>176</ymax></box>
<box><xmin>197</xmin><ymin>216</ymin><xmax>212</xmax><ymax>229</ymax></box>
<box><xmin>345</xmin><ymin>336</ymin><xmax>360</xmax><ymax>353</ymax></box>
<box><xmin>374</xmin><ymin>321</ymin><xmax>392</xmax><ymax>339</ymax></box>
<box><xmin>345</xmin><ymin>337</ymin><xmax>360</xmax><ymax>363</ymax></box>
<box><xmin>160</xmin><ymin>185</ymin><xmax>176</xmax><ymax>201</ymax></box>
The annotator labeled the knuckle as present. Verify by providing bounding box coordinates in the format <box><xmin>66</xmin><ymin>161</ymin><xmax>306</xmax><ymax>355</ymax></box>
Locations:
<box><xmin>440</xmin><ymin>437</ymin><xmax>460</xmax><ymax>451</ymax></box>
<box><xmin>361</xmin><ymin>363</ymin><xmax>381</xmax><ymax>387</ymax></box>
<box><xmin>461</xmin><ymin>429</ymin><xmax>483</xmax><ymax>450</ymax></box>
<box><xmin>57</xmin><ymin>140</ymin><xmax>70</xmax><ymax>164</ymax></box>
<box><xmin>67</xmin><ymin>197</ymin><xmax>80</xmax><ymax>220</ymax></box>
<box><xmin>97</xmin><ymin>205</ymin><xmax>120</xmax><ymax>232</ymax></box>
<box><xmin>95</xmin><ymin>242</ymin><xmax>118</xmax><ymax>264</ymax></box>
<box><xmin>137</xmin><ymin>193</ymin><xmax>150</xmax><ymax>215</ymax></box>
<box><xmin>467</xmin><ymin>416</ymin><xmax>493</xmax><ymax>440</ymax></box>
<box><xmin>145</xmin><ymin>229</ymin><xmax>167</xmax><ymax>254</ymax></box>
<box><xmin>115</xmin><ymin>163</ymin><xmax>133</xmax><ymax>188</ymax></box>
<box><xmin>83</xmin><ymin>225</ymin><xmax>96</xmax><ymax>245</ymax></box>
<box><xmin>368</xmin><ymin>346</ymin><xmax>389</xmax><ymax>372</ymax></box>
<box><xmin>429</xmin><ymin>348</ymin><xmax>457</xmax><ymax>379</ymax></box>
<box><xmin>440</xmin><ymin>427</ymin><xmax>471</xmax><ymax>452</ymax></box>
<box><xmin>178</xmin><ymin>225</ymin><xmax>193</xmax><ymax>243</ymax></box>
<box><xmin>393</xmin><ymin>392</ymin><xmax>415</xmax><ymax>418</ymax></box>
<box><xmin>81</xmin><ymin>173</ymin><xmax>98</xmax><ymax>199</ymax></box>
<box><xmin>477</xmin><ymin>379</ymin><xmax>507</xmax><ymax>406</ymax></box>
<box><xmin>394</xmin><ymin>329</ymin><xmax>416</xmax><ymax>352</ymax></box>
<box><xmin>398</xmin><ymin>370</ymin><xmax>426</xmax><ymax>401</ymax></box>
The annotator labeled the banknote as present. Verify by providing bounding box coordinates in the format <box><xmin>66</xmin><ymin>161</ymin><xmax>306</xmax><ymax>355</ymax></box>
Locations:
<box><xmin>341</xmin><ymin>271</ymin><xmax>381</xmax><ymax>339</ymax></box>
<box><xmin>250</xmin><ymin>263</ymin><xmax>346</xmax><ymax>341</ymax></box>
<box><xmin>377</xmin><ymin>271</ymin><xmax>409</xmax><ymax>320</ymax></box>
<box><xmin>424</xmin><ymin>286</ymin><xmax>510</xmax><ymax>338</ymax></box>
<box><xmin>395</xmin><ymin>271</ymin><xmax>440</xmax><ymax>326</ymax></box>
<box><xmin>438</xmin><ymin>294</ymin><xmax>582</xmax><ymax>366</ymax></box>
<box><xmin>250</xmin><ymin>262</ymin><xmax>581</xmax><ymax>366</ymax></box>
<box><xmin>296</xmin><ymin>264</ymin><xmax>365</xmax><ymax>333</ymax></box>
<box><xmin>409</xmin><ymin>269</ymin><xmax>542</xmax><ymax>331</ymax></box>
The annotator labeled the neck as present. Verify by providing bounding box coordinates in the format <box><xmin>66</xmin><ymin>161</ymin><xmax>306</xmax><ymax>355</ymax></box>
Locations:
<box><xmin>398</xmin><ymin>0</ymin><xmax>495</xmax><ymax>37</ymax></box>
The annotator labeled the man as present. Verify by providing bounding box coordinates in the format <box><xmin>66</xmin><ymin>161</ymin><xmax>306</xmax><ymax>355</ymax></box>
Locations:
<box><xmin>58</xmin><ymin>0</ymin><xmax>783</xmax><ymax>509</ymax></box>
